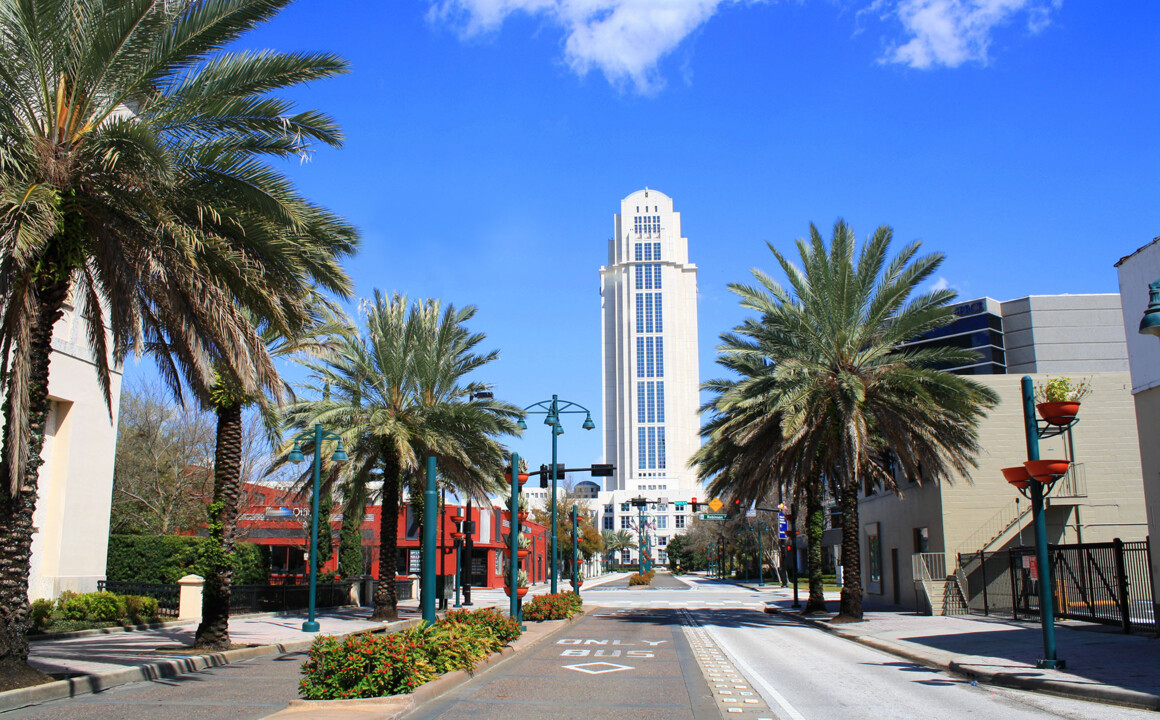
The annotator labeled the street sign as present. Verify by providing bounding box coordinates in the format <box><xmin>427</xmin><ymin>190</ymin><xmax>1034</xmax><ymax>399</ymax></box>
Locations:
<box><xmin>777</xmin><ymin>512</ymin><xmax>788</xmax><ymax>540</ymax></box>
<box><xmin>708</xmin><ymin>497</ymin><xmax>724</xmax><ymax>512</ymax></box>
<box><xmin>745</xmin><ymin>508</ymin><xmax>757</xmax><ymax>518</ymax></box>
<box><xmin>700</xmin><ymin>513</ymin><xmax>727</xmax><ymax>520</ymax></box>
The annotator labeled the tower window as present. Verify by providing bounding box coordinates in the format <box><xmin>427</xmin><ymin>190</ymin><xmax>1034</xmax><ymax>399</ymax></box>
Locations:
<box><xmin>653</xmin><ymin>264</ymin><xmax>662</xmax><ymax>289</ymax></box>
<box><xmin>654</xmin><ymin>292</ymin><xmax>663</xmax><ymax>332</ymax></box>
<box><xmin>653</xmin><ymin>242</ymin><xmax>661</xmax><ymax>260</ymax></box>
<box><xmin>636</xmin><ymin>337</ymin><xmax>645</xmax><ymax>377</ymax></box>
<box><xmin>634</xmin><ymin>243</ymin><xmax>642</xmax><ymax>261</ymax></box>
<box><xmin>658</xmin><ymin>427</ymin><xmax>666</xmax><ymax>469</ymax></box>
<box><xmin>638</xmin><ymin>428</ymin><xmax>647</xmax><ymax>469</ymax></box>
<box><xmin>635</xmin><ymin>294</ymin><xmax>644</xmax><ymax>333</ymax></box>
<box><xmin>645</xmin><ymin>293</ymin><xmax>653</xmax><ymax>333</ymax></box>
<box><xmin>655</xmin><ymin>337</ymin><xmax>664</xmax><ymax>377</ymax></box>
<box><xmin>634</xmin><ymin>265</ymin><xmax>642</xmax><ymax>290</ymax></box>
<box><xmin>657</xmin><ymin>381</ymin><xmax>665</xmax><ymax>422</ymax></box>
<box><xmin>637</xmin><ymin>381</ymin><xmax>646</xmax><ymax>422</ymax></box>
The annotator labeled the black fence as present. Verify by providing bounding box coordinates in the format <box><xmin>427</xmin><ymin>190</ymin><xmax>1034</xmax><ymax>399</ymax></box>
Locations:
<box><xmin>957</xmin><ymin>537</ymin><xmax>1156</xmax><ymax>634</ymax></box>
<box><xmin>97</xmin><ymin>580</ymin><xmax>180</xmax><ymax>617</ymax></box>
<box><xmin>228</xmin><ymin>581</ymin><xmax>356</xmax><ymax>615</ymax></box>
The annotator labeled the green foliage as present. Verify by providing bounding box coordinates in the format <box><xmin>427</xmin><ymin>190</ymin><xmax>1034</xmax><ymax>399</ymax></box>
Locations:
<box><xmin>522</xmin><ymin>592</ymin><xmax>583</xmax><ymax>621</ymax></box>
<box><xmin>106</xmin><ymin>534</ymin><xmax>270</xmax><ymax>584</ymax></box>
<box><xmin>299</xmin><ymin>608</ymin><xmax>522</xmax><ymax>700</ymax></box>
<box><xmin>338</xmin><ymin>503</ymin><xmax>365</xmax><ymax>577</ymax></box>
<box><xmin>441</xmin><ymin>607</ymin><xmax>522</xmax><ymax>644</ymax></box>
<box><xmin>1035</xmin><ymin>376</ymin><xmax>1091</xmax><ymax>403</ymax></box>
<box><xmin>30</xmin><ymin>599</ymin><xmax>54</xmax><ymax>632</ymax></box>
<box><xmin>33</xmin><ymin>592</ymin><xmax>159</xmax><ymax>633</ymax></box>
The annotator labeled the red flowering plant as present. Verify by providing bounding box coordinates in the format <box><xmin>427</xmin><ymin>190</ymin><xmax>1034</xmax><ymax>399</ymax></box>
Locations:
<box><xmin>299</xmin><ymin>608</ymin><xmax>524</xmax><ymax>700</ymax></box>
<box><xmin>522</xmin><ymin>592</ymin><xmax>583</xmax><ymax>621</ymax></box>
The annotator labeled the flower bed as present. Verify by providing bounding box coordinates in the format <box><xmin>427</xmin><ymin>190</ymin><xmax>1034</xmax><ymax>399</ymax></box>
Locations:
<box><xmin>522</xmin><ymin>592</ymin><xmax>583</xmax><ymax>622</ymax></box>
<box><xmin>299</xmin><ymin>608</ymin><xmax>522</xmax><ymax>700</ymax></box>
<box><xmin>628</xmin><ymin>569</ymin><xmax>656</xmax><ymax>586</ymax></box>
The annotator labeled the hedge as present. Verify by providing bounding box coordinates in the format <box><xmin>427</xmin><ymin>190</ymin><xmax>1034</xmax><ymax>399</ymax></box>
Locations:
<box><xmin>106</xmin><ymin>534</ymin><xmax>270</xmax><ymax>584</ymax></box>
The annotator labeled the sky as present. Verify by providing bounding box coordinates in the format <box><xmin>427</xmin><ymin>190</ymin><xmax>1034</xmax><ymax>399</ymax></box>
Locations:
<box><xmin>124</xmin><ymin>0</ymin><xmax>1159</xmax><ymax>473</ymax></box>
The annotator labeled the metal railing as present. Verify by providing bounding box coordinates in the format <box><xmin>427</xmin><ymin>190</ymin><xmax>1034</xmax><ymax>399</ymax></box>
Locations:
<box><xmin>229</xmin><ymin>581</ymin><xmax>356</xmax><ymax>616</ymax></box>
<box><xmin>1051</xmin><ymin>462</ymin><xmax>1088</xmax><ymax>499</ymax></box>
<box><xmin>97</xmin><ymin>581</ymin><xmax>179</xmax><ymax>617</ymax></box>
<box><xmin>954</xmin><ymin>498</ymin><xmax>1030</xmax><ymax>558</ymax></box>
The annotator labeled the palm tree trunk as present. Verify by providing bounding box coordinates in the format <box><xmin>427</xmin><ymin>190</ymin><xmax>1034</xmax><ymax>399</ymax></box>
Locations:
<box><xmin>837</xmin><ymin>480</ymin><xmax>864</xmax><ymax>621</ymax></box>
<box><xmin>195</xmin><ymin>402</ymin><xmax>244</xmax><ymax>650</ymax></box>
<box><xmin>0</xmin><ymin>277</ymin><xmax>68</xmax><ymax>683</ymax></box>
<box><xmin>372</xmin><ymin>450</ymin><xmax>400</xmax><ymax>621</ymax></box>
<box><xmin>803</xmin><ymin>481</ymin><xmax>827</xmax><ymax>614</ymax></box>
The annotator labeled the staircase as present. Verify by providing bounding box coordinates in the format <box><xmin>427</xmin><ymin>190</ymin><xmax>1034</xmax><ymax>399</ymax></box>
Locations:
<box><xmin>913</xmin><ymin>553</ymin><xmax>968</xmax><ymax>616</ymax></box>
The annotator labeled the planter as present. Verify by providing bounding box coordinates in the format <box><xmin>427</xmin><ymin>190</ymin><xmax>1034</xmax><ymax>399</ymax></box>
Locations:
<box><xmin>501</xmin><ymin>510</ymin><xmax>529</xmax><ymax>523</ymax></box>
<box><xmin>504</xmin><ymin>473</ymin><xmax>530</xmax><ymax>486</ymax></box>
<box><xmin>1036</xmin><ymin>401</ymin><xmax>1080</xmax><ymax>426</ymax></box>
<box><xmin>1024</xmin><ymin>459</ymin><xmax>1070</xmax><ymax>483</ymax></box>
<box><xmin>450</xmin><ymin>515</ymin><xmax>466</xmax><ymax>523</ymax></box>
<box><xmin>570</xmin><ymin>578</ymin><xmax>583</xmax><ymax>589</ymax></box>
<box><xmin>1001</xmin><ymin>466</ymin><xmax>1031</xmax><ymax>489</ymax></box>
<box><xmin>450</xmin><ymin>531</ymin><xmax>466</xmax><ymax>540</ymax></box>
<box><xmin>503</xmin><ymin>586</ymin><xmax>529</xmax><ymax>598</ymax></box>
<box><xmin>518</xmin><ymin>511</ymin><xmax>528</xmax><ymax>521</ymax></box>
<box><xmin>501</xmin><ymin>547</ymin><xmax>530</xmax><ymax>559</ymax></box>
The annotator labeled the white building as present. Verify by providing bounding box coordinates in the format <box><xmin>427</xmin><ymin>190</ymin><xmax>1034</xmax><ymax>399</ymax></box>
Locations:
<box><xmin>594</xmin><ymin>188</ymin><xmax>701</xmax><ymax>566</ymax></box>
<box><xmin>28</xmin><ymin>300</ymin><xmax>123</xmax><ymax>599</ymax></box>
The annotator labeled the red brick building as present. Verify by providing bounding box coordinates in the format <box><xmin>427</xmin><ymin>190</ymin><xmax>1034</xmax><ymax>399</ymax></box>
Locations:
<box><xmin>236</xmin><ymin>483</ymin><xmax>549</xmax><ymax>588</ymax></box>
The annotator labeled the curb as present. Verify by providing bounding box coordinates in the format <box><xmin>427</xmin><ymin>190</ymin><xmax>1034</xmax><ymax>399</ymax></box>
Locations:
<box><xmin>269</xmin><ymin>607</ymin><xmax>595</xmax><ymax>719</ymax></box>
<box><xmin>764</xmin><ymin>605</ymin><xmax>1160</xmax><ymax>711</ymax></box>
<box><xmin>0</xmin><ymin>617</ymin><xmax>422</xmax><ymax>715</ymax></box>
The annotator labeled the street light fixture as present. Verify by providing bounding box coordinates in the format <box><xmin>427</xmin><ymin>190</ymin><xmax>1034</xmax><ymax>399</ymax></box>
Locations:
<box><xmin>521</xmin><ymin>394</ymin><xmax>596</xmax><ymax>593</ymax></box>
<box><xmin>1139</xmin><ymin>279</ymin><xmax>1160</xmax><ymax>337</ymax></box>
<box><xmin>287</xmin><ymin>423</ymin><xmax>348</xmax><ymax>633</ymax></box>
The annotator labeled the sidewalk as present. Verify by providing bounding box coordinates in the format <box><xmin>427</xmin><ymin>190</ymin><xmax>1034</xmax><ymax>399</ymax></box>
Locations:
<box><xmin>737</xmin><ymin>582</ymin><xmax>1160</xmax><ymax>711</ymax></box>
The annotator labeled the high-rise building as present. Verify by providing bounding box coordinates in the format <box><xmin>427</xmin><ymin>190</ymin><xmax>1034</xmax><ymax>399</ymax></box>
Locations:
<box><xmin>594</xmin><ymin>189</ymin><xmax>700</xmax><ymax>565</ymax></box>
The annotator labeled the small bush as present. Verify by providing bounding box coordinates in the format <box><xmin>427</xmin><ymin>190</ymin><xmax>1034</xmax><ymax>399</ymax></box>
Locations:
<box><xmin>124</xmin><ymin>595</ymin><xmax>159</xmax><ymax>623</ymax></box>
<box><xmin>30</xmin><ymin>599</ymin><xmax>53</xmax><ymax>632</ymax></box>
<box><xmin>59</xmin><ymin>596</ymin><xmax>89</xmax><ymax>621</ymax></box>
<box><xmin>82</xmin><ymin>592</ymin><xmax>128</xmax><ymax>622</ymax></box>
<box><xmin>522</xmin><ymin>592</ymin><xmax>583</xmax><ymax>622</ymax></box>
<box><xmin>441</xmin><ymin>607</ymin><xmax>521</xmax><ymax>644</ymax></box>
<box><xmin>628</xmin><ymin>569</ymin><xmax>656</xmax><ymax>586</ymax></box>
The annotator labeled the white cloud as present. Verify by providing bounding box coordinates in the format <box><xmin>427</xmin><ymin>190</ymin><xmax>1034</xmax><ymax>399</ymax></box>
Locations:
<box><xmin>427</xmin><ymin>0</ymin><xmax>1062</xmax><ymax>91</ymax></box>
<box><xmin>881</xmin><ymin>0</ymin><xmax>1062</xmax><ymax>69</ymax></box>
<box><xmin>930</xmin><ymin>276</ymin><xmax>952</xmax><ymax>292</ymax></box>
<box><xmin>428</xmin><ymin>0</ymin><xmax>765</xmax><ymax>93</ymax></box>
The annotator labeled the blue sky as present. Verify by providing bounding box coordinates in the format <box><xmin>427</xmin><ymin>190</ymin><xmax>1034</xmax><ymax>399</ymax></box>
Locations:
<box><xmin>127</xmin><ymin>1</ymin><xmax>1159</xmax><ymax>471</ymax></box>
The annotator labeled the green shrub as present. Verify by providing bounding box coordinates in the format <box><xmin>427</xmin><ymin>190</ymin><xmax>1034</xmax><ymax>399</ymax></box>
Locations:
<box><xmin>299</xmin><ymin>628</ymin><xmax>435</xmax><ymax>700</ymax></box>
<box><xmin>124</xmin><ymin>595</ymin><xmax>159</xmax><ymax>623</ymax></box>
<box><xmin>30</xmin><ymin>599</ymin><xmax>53</xmax><ymax>632</ymax></box>
<box><xmin>441</xmin><ymin>607</ymin><xmax>521</xmax><ymax>644</ymax></box>
<box><xmin>59</xmin><ymin>595</ymin><xmax>89</xmax><ymax>621</ymax></box>
<box><xmin>82</xmin><ymin>592</ymin><xmax>127</xmax><ymax>622</ymax></box>
<box><xmin>300</xmin><ymin>608</ymin><xmax>524</xmax><ymax>700</ymax></box>
<box><xmin>522</xmin><ymin>592</ymin><xmax>583</xmax><ymax>621</ymax></box>
<box><xmin>106</xmin><ymin>534</ymin><xmax>270</xmax><ymax>584</ymax></box>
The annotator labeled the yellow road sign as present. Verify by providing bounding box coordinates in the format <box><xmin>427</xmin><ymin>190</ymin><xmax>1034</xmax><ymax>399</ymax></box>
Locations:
<box><xmin>708</xmin><ymin>497</ymin><xmax>724</xmax><ymax>512</ymax></box>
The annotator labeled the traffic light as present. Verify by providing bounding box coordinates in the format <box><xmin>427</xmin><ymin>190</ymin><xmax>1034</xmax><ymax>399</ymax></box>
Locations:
<box><xmin>539</xmin><ymin>463</ymin><xmax>565</xmax><ymax>487</ymax></box>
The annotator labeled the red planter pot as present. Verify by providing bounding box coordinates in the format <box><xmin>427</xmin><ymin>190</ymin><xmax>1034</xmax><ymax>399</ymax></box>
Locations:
<box><xmin>504</xmin><ymin>473</ymin><xmax>530</xmax><ymax>486</ymax></box>
<box><xmin>451</xmin><ymin>531</ymin><xmax>466</xmax><ymax>540</ymax></box>
<box><xmin>503</xmin><ymin>586</ymin><xmax>529</xmax><ymax>598</ymax></box>
<box><xmin>501</xmin><ymin>510</ymin><xmax>529</xmax><ymax>522</ymax></box>
<box><xmin>451</xmin><ymin>515</ymin><xmax>466</xmax><ymax>523</ymax></box>
<box><xmin>1024</xmin><ymin>459</ymin><xmax>1070</xmax><ymax>483</ymax></box>
<box><xmin>1001</xmin><ymin>466</ymin><xmax>1031</xmax><ymax>490</ymax></box>
<box><xmin>501</xmin><ymin>547</ymin><xmax>530</xmax><ymax>559</ymax></box>
<box><xmin>1036</xmin><ymin>401</ymin><xmax>1080</xmax><ymax>426</ymax></box>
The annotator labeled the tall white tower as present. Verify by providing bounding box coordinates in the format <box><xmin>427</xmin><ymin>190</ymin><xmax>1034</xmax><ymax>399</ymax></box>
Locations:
<box><xmin>599</xmin><ymin>188</ymin><xmax>700</xmax><ymax>499</ymax></box>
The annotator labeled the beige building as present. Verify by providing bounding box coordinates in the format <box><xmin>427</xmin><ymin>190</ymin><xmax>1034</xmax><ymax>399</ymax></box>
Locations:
<box><xmin>1115</xmin><ymin>238</ymin><xmax>1160</xmax><ymax>604</ymax></box>
<box><xmin>860</xmin><ymin>372</ymin><xmax>1147</xmax><ymax>612</ymax></box>
<box><xmin>26</xmin><ymin>301</ymin><xmax>123</xmax><ymax>600</ymax></box>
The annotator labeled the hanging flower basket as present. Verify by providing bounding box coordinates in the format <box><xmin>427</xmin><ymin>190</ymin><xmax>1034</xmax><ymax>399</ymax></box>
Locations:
<box><xmin>504</xmin><ymin>473</ymin><xmax>531</xmax><ymax>486</ymax></box>
<box><xmin>1001</xmin><ymin>466</ymin><xmax>1031</xmax><ymax>489</ymax></box>
<box><xmin>570</xmin><ymin>577</ymin><xmax>584</xmax><ymax>589</ymax></box>
<box><xmin>451</xmin><ymin>514</ymin><xmax>466</xmax><ymax>523</ymax></box>
<box><xmin>1024</xmin><ymin>459</ymin><xmax>1070</xmax><ymax>483</ymax></box>
<box><xmin>503</xmin><ymin>586</ymin><xmax>529</xmax><ymax>598</ymax></box>
<box><xmin>502</xmin><ymin>547</ymin><xmax>530</xmax><ymax>559</ymax></box>
<box><xmin>451</xmin><ymin>531</ymin><xmax>466</xmax><ymax>540</ymax></box>
<box><xmin>1036</xmin><ymin>401</ymin><xmax>1080</xmax><ymax>426</ymax></box>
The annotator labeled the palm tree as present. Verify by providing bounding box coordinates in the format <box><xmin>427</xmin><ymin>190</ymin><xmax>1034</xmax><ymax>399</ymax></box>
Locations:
<box><xmin>194</xmin><ymin>304</ymin><xmax>353</xmax><ymax>650</ymax></box>
<box><xmin>0</xmin><ymin>0</ymin><xmax>355</xmax><ymax>675</ymax></box>
<box><xmin>602</xmin><ymin>529</ymin><xmax>634</xmax><ymax>570</ymax></box>
<box><xmin>695</xmin><ymin>351</ymin><xmax>832</xmax><ymax>612</ymax></box>
<box><xmin>285</xmin><ymin>292</ymin><xmax>522</xmax><ymax>621</ymax></box>
<box><xmin>702</xmin><ymin>221</ymin><xmax>998</xmax><ymax>621</ymax></box>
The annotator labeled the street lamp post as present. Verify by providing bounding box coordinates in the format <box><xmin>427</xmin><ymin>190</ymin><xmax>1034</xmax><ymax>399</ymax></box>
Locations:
<box><xmin>287</xmin><ymin>423</ymin><xmax>348</xmax><ymax>633</ymax></box>
<box><xmin>631</xmin><ymin>497</ymin><xmax>650</xmax><ymax>574</ymax></box>
<box><xmin>518</xmin><ymin>395</ymin><xmax>595</xmax><ymax>593</ymax></box>
<box><xmin>571</xmin><ymin>504</ymin><xmax>580</xmax><ymax>596</ymax></box>
<box><xmin>508</xmin><ymin>451</ymin><xmax>525</xmax><ymax>629</ymax></box>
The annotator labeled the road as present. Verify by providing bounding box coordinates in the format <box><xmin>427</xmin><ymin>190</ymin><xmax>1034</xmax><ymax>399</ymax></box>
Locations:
<box><xmin>409</xmin><ymin>575</ymin><xmax>1156</xmax><ymax>720</ymax></box>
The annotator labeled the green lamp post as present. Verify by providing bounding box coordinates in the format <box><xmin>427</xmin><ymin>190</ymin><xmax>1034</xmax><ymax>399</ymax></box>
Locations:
<box><xmin>287</xmin><ymin>423</ymin><xmax>348</xmax><ymax>633</ymax></box>
<box><xmin>517</xmin><ymin>395</ymin><xmax>595</xmax><ymax>593</ymax></box>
